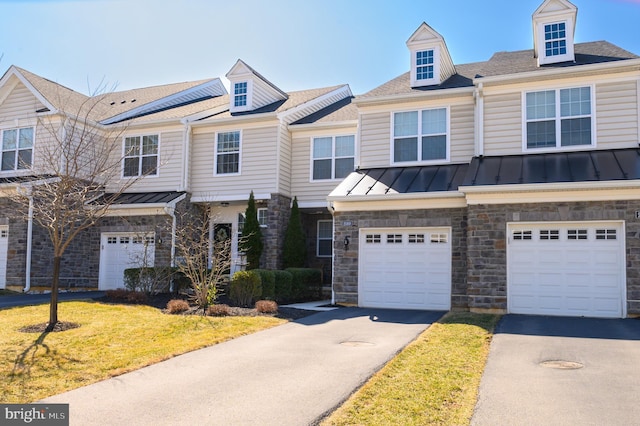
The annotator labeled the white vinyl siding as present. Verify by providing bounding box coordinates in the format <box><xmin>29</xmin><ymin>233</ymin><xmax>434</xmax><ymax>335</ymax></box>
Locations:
<box><xmin>450</xmin><ymin>102</ymin><xmax>475</xmax><ymax>161</ymax></box>
<box><xmin>483</xmin><ymin>92</ymin><xmax>522</xmax><ymax>156</ymax></box>
<box><xmin>596</xmin><ymin>81</ymin><xmax>639</xmax><ymax>148</ymax></box>
<box><xmin>122</xmin><ymin>130</ymin><xmax>184</xmax><ymax>192</ymax></box>
<box><xmin>191</xmin><ymin>126</ymin><xmax>279</xmax><ymax>198</ymax></box>
<box><xmin>0</xmin><ymin>81</ymin><xmax>47</xmax><ymax>121</ymax></box>
<box><xmin>359</xmin><ymin>112</ymin><xmax>391</xmax><ymax>168</ymax></box>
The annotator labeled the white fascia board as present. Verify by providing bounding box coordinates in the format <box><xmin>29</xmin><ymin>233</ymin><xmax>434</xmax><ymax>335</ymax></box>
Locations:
<box><xmin>288</xmin><ymin>120</ymin><xmax>358</xmax><ymax>132</ymax></box>
<box><xmin>4</xmin><ymin>67</ymin><xmax>58</xmax><ymax>114</ymax></box>
<box><xmin>277</xmin><ymin>85</ymin><xmax>353</xmax><ymax>123</ymax></box>
<box><xmin>189</xmin><ymin>112</ymin><xmax>277</xmax><ymax>128</ymax></box>
<box><xmin>354</xmin><ymin>86</ymin><xmax>474</xmax><ymax>107</ymax></box>
<box><xmin>328</xmin><ymin>190</ymin><xmax>465</xmax><ymax>203</ymax></box>
<box><xmin>190</xmin><ymin>193</ymin><xmax>272</xmax><ymax>203</ymax></box>
<box><xmin>101</xmin><ymin>79</ymin><xmax>226</xmax><ymax>125</ymax></box>
<box><xmin>474</xmin><ymin>59</ymin><xmax>640</xmax><ymax>86</ymax></box>
<box><xmin>103</xmin><ymin>205</ymin><xmax>168</xmax><ymax>217</ymax></box>
<box><xmin>181</xmin><ymin>104</ymin><xmax>229</xmax><ymax>124</ymax></box>
<box><xmin>297</xmin><ymin>201</ymin><xmax>330</xmax><ymax>209</ymax></box>
<box><xmin>331</xmin><ymin>193</ymin><xmax>467</xmax><ymax>212</ymax></box>
<box><xmin>461</xmin><ymin>180</ymin><xmax>640</xmax><ymax>205</ymax></box>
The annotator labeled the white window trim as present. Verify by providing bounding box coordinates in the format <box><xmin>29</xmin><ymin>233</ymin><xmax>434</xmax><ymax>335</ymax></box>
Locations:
<box><xmin>233</xmin><ymin>81</ymin><xmax>248</xmax><ymax>108</ymax></box>
<box><xmin>410</xmin><ymin>47</ymin><xmax>440</xmax><ymax>87</ymax></box>
<box><xmin>213</xmin><ymin>130</ymin><xmax>242</xmax><ymax>176</ymax></box>
<box><xmin>316</xmin><ymin>220</ymin><xmax>333</xmax><ymax>258</ymax></box>
<box><xmin>229</xmin><ymin>80</ymin><xmax>253</xmax><ymax>113</ymax></box>
<box><xmin>309</xmin><ymin>134</ymin><xmax>356</xmax><ymax>182</ymax></box>
<box><xmin>0</xmin><ymin>125</ymin><xmax>36</xmax><ymax>173</ymax></box>
<box><xmin>536</xmin><ymin>20</ymin><xmax>575</xmax><ymax>66</ymax></box>
<box><xmin>257</xmin><ymin>207</ymin><xmax>268</xmax><ymax>228</ymax></box>
<box><xmin>389</xmin><ymin>106</ymin><xmax>450</xmax><ymax>166</ymax></box>
<box><xmin>521</xmin><ymin>85</ymin><xmax>596</xmax><ymax>153</ymax></box>
<box><xmin>121</xmin><ymin>133</ymin><xmax>161</xmax><ymax>179</ymax></box>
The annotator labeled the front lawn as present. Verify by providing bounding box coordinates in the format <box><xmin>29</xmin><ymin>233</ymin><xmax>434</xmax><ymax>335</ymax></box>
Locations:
<box><xmin>0</xmin><ymin>301</ymin><xmax>285</xmax><ymax>403</ymax></box>
<box><xmin>322</xmin><ymin>312</ymin><xmax>501</xmax><ymax>426</ymax></box>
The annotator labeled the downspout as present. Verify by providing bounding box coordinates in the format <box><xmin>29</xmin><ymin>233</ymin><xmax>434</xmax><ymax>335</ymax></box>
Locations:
<box><xmin>164</xmin><ymin>193</ymin><xmax>187</xmax><ymax>292</ymax></box>
<box><xmin>474</xmin><ymin>83</ymin><xmax>484</xmax><ymax>157</ymax></box>
<box><xmin>328</xmin><ymin>201</ymin><xmax>336</xmax><ymax>305</ymax></box>
<box><xmin>24</xmin><ymin>196</ymin><xmax>33</xmax><ymax>292</ymax></box>
<box><xmin>180</xmin><ymin>121</ymin><xmax>192</xmax><ymax>192</ymax></box>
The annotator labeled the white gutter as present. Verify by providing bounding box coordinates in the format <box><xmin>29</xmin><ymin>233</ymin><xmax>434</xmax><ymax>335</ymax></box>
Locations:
<box><xmin>473</xmin><ymin>58</ymin><xmax>640</xmax><ymax>86</ymax></box>
<box><xmin>24</xmin><ymin>197</ymin><xmax>33</xmax><ymax>292</ymax></box>
<box><xmin>460</xmin><ymin>179</ymin><xmax>640</xmax><ymax>194</ymax></box>
<box><xmin>327</xmin><ymin>190</ymin><xmax>465</xmax><ymax>203</ymax></box>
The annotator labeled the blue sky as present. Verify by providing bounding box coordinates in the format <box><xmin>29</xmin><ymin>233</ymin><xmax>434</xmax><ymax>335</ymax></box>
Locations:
<box><xmin>1</xmin><ymin>0</ymin><xmax>639</xmax><ymax>96</ymax></box>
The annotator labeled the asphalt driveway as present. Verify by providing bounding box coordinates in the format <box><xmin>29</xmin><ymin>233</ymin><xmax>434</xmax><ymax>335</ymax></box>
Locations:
<box><xmin>472</xmin><ymin>314</ymin><xmax>640</xmax><ymax>426</ymax></box>
<box><xmin>42</xmin><ymin>307</ymin><xmax>443</xmax><ymax>426</ymax></box>
<box><xmin>0</xmin><ymin>291</ymin><xmax>105</xmax><ymax>309</ymax></box>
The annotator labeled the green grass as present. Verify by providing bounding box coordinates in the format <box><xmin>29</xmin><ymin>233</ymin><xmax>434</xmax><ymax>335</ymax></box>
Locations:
<box><xmin>322</xmin><ymin>312</ymin><xmax>501</xmax><ymax>426</ymax></box>
<box><xmin>0</xmin><ymin>301</ymin><xmax>285</xmax><ymax>403</ymax></box>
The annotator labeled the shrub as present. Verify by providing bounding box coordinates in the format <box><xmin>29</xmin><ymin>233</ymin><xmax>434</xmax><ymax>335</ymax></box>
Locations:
<box><xmin>166</xmin><ymin>299</ymin><xmax>189</xmax><ymax>314</ymax></box>
<box><xmin>230</xmin><ymin>270</ymin><xmax>262</xmax><ymax>307</ymax></box>
<box><xmin>286</xmin><ymin>268</ymin><xmax>323</xmax><ymax>301</ymax></box>
<box><xmin>105</xmin><ymin>289</ymin><xmax>148</xmax><ymax>304</ymax></box>
<box><xmin>255</xmin><ymin>300</ymin><xmax>278</xmax><ymax>314</ymax></box>
<box><xmin>123</xmin><ymin>267</ymin><xmax>172</xmax><ymax>295</ymax></box>
<box><xmin>272</xmin><ymin>270</ymin><xmax>293</xmax><ymax>303</ymax></box>
<box><xmin>254</xmin><ymin>269</ymin><xmax>276</xmax><ymax>300</ymax></box>
<box><xmin>283</xmin><ymin>197</ymin><xmax>306</xmax><ymax>268</ymax></box>
<box><xmin>240</xmin><ymin>191</ymin><xmax>263</xmax><ymax>270</ymax></box>
<box><xmin>207</xmin><ymin>304</ymin><xmax>231</xmax><ymax>317</ymax></box>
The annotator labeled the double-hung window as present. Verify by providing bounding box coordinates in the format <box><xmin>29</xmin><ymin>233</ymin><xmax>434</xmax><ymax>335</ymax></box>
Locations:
<box><xmin>317</xmin><ymin>220</ymin><xmax>332</xmax><ymax>257</ymax></box>
<box><xmin>544</xmin><ymin>22</ymin><xmax>567</xmax><ymax>57</ymax></box>
<box><xmin>393</xmin><ymin>108</ymin><xmax>447</xmax><ymax>163</ymax></box>
<box><xmin>1</xmin><ymin>127</ymin><xmax>34</xmax><ymax>171</ymax></box>
<box><xmin>312</xmin><ymin>135</ymin><xmax>355</xmax><ymax>180</ymax></box>
<box><xmin>525</xmin><ymin>86</ymin><xmax>592</xmax><ymax>149</ymax></box>
<box><xmin>216</xmin><ymin>131</ymin><xmax>241</xmax><ymax>175</ymax></box>
<box><xmin>234</xmin><ymin>82</ymin><xmax>247</xmax><ymax>108</ymax></box>
<box><xmin>416</xmin><ymin>50</ymin><xmax>434</xmax><ymax>81</ymax></box>
<box><xmin>123</xmin><ymin>135</ymin><xmax>158</xmax><ymax>177</ymax></box>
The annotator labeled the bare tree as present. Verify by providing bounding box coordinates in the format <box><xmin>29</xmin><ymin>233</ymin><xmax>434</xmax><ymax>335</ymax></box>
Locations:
<box><xmin>173</xmin><ymin>204</ymin><xmax>233</xmax><ymax>312</ymax></box>
<box><xmin>11</xmin><ymin>92</ymin><xmax>149</xmax><ymax>331</ymax></box>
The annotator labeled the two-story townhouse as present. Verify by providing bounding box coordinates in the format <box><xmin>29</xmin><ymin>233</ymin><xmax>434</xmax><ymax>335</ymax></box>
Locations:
<box><xmin>0</xmin><ymin>65</ymin><xmax>228</xmax><ymax>291</ymax></box>
<box><xmin>330</xmin><ymin>0</ymin><xmax>640</xmax><ymax>318</ymax></box>
<box><xmin>0</xmin><ymin>60</ymin><xmax>356</xmax><ymax>292</ymax></box>
<box><xmin>185</xmin><ymin>60</ymin><xmax>354</xmax><ymax>280</ymax></box>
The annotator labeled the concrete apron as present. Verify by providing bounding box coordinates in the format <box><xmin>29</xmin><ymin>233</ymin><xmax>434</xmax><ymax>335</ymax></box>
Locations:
<box><xmin>42</xmin><ymin>308</ymin><xmax>444</xmax><ymax>426</ymax></box>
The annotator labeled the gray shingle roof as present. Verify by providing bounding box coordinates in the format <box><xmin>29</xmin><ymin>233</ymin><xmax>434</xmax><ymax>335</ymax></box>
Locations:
<box><xmin>358</xmin><ymin>41</ymin><xmax>638</xmax><ymax>99</ymax></box>
<box><xmin>291</xmin><ymin>96</ymin><xmax>357</xmax><ymax>125</ymax></box>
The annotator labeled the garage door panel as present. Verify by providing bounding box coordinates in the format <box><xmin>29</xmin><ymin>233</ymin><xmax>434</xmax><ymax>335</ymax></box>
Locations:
<box><xmin>508</xmin><ymin>222</ymin><xmax>624</xmax><ymax>318</ymax></box>
<box><xmin>359</xmin><ymin>228</ymin><xmax>451</xmax><ymax>310</ymax></box>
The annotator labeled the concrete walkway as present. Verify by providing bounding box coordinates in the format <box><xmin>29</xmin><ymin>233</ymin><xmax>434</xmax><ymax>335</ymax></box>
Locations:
<box><xmin>42</xmin><ymin>307</ymin><xmax>444</xmax><ymax>426</ymax></box>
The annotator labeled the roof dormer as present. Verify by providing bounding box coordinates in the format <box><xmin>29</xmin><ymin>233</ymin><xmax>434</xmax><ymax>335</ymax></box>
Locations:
<box><xmin>406</xmin><ymin>22</ymin><xmax>456</xmax><ymax>88</ymax></box>
<box><xmin>533</xmin><ymin>0</ymin><xmax>577</xmax><ymax>66</ymax></box>
<box><xmin>226</xmin><ymin>60</ymin><xmax>288</xmax><ymax>113</ymax></box>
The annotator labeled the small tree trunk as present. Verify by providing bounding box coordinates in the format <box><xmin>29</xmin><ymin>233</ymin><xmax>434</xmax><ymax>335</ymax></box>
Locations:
<box><xmin>46</xmin><ymin>256</ymin><xmax>61</xmax><ymax>332</ymax></box>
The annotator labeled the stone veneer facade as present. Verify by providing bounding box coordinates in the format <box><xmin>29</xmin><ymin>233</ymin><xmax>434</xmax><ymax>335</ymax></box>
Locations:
<box><xmin>331</xmin><ymin>200</ymin><xmax>640</xmax><ymax>317</ymax></box>
<box><xmin>467</xmin><ymin>200</ymin><xmax>640</xmax><ymax>316</ymax></box>
<box><xmin>332</xmin><ymin>207</ymin><xmax>468</xmax><ymax>308</ymax></box>
<box><xmin>261</xmin><ymin>193</ymin><xmax>291</xmax><ymax>270</ymax></box>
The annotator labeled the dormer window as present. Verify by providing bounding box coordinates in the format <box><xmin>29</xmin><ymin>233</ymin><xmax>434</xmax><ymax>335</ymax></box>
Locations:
<box><xmin>532</xmin><ymin>0</ymin><xmax>577</xmax><ymax>66</ymax></box>
<box><xmin>234</xmin><ymin>82</ymin><xmax>247</xmax><ymax>108</ymax></box>
<box><xmin>416</xmin><ymin>50</ymin><xmax>435</xmax><ymax>81</ymax></box>
<box><xmin>544</xmin><ymin>22</ymin><xmax>567</xmax><ymax>57</ymax></box>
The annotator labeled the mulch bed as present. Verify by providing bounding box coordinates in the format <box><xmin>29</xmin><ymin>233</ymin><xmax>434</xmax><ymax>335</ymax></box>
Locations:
<box><xmin>97</xmin><ymin>292</ymin><xmax>318</xmax><ymax>321</ymax></box>
<box><xmin>19</xmin><ymin>321</ymin><xmax>81</xmax><ymax>333</ymax></box>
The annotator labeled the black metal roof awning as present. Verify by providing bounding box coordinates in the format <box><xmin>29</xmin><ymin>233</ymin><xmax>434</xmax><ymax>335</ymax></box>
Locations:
<box><xmin>463</xmin><ymin>148</ymin><xmax>640</xmax><ymax>186</ymax></box>
<box><xmin>95</xmin><ymin>191</ymin><xmax>186</xmax><ymax>205</ymax></box>
<box><xmin>330</xmin><ymin>148</ymin><xmax>640</xmax><ymax>200</ymax></box>
<box><xmin>329</xmin><ymin>164</ymin><xmax>469</xmax><ymax>198</ymax></box>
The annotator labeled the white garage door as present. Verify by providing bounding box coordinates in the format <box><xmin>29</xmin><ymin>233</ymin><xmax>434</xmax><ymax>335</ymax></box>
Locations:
<box><xmin>99</xmin><ymin>233</ymin><xmax>155</xmax><ymax>290</ymax></box>
<box><xmin>358</xmin><ymin>227</ymin><xmax>451</xmax><ymax>310</ymax></box>
<box><xmin>0</xmin><ymin>226</ymin><xmax>8</xmax><ymax>289</ymax></box>
<box><xmin>508</xmin><ymin>222</ymin><xmax>625</xmax><ymax>318</ymax></box>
